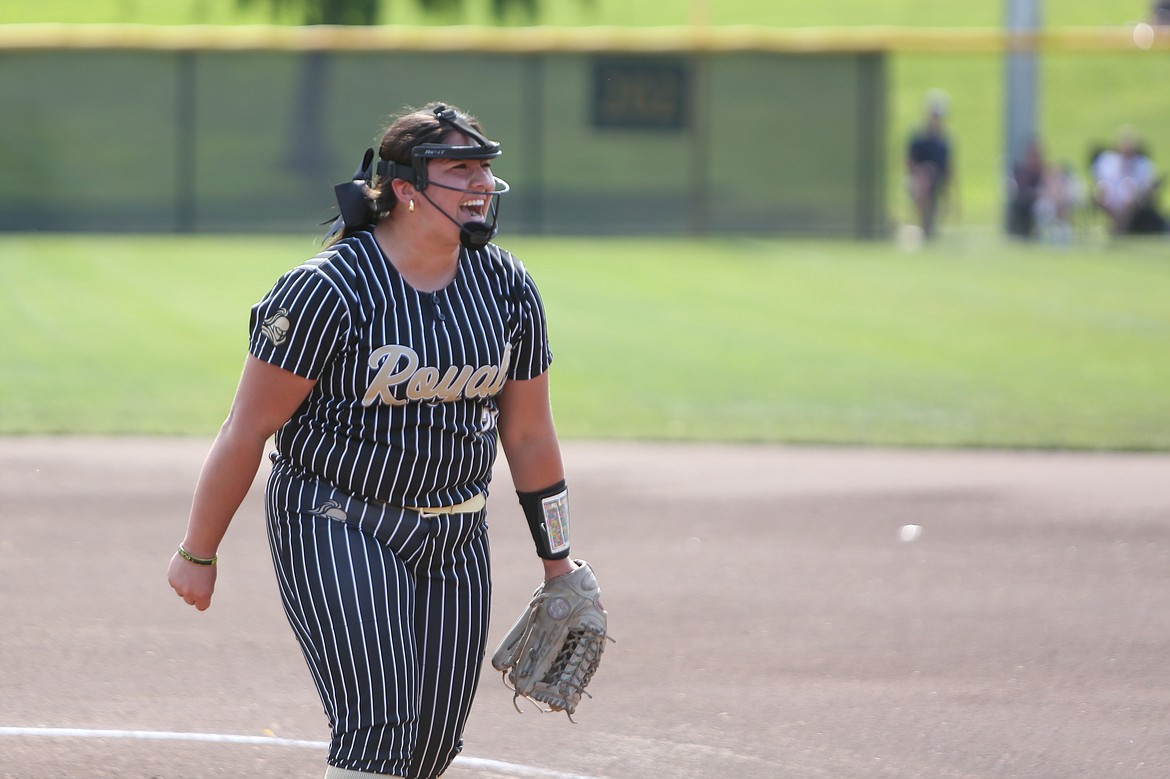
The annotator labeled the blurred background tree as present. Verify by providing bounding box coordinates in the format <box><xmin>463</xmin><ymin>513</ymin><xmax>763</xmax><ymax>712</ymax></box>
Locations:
<box><xmin>236</xmin><ymin>0</ymin><xmax>378</xmax><ymax>24</ymax></box>
<box><xmin>236</xmin><ymin>0</ymin><xmax>555</xmax><ymax>24</ymax></box>
<box><xmin>237</xmin><ymin>0</ymin><xmax>378</xmax><ymax>24</ymax></box>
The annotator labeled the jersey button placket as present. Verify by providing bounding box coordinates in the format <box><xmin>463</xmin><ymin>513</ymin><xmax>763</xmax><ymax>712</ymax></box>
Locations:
<box><xmin>428</xmin><ymin>292</ymin><xmax>446</xmax><ymax>325</ymax></box>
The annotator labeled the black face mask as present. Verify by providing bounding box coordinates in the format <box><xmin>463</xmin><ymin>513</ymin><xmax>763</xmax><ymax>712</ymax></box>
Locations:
<box><xmin>324</xmin><ymin>105</ymin><xmax>509</xmax><ymax>248</ymax></box>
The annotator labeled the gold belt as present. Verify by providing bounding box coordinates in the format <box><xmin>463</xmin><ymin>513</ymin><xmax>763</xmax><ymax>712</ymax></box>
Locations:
<box><xmin>406</xmin><ymin>493</ymin><xmax>486</xmax><ymax>517</ymax></box>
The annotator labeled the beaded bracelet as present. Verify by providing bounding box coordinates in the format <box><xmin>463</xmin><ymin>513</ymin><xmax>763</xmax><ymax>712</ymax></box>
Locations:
<box><xmin>177</xmin><ymin>544</ymin><xmax>217</xmax><ymax>566</ymax></box>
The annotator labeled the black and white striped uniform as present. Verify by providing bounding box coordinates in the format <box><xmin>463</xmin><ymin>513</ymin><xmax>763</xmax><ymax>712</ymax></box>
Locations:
<box><xmin>248</xmin><ymin>228</ymin><xmax>552</xmax><ymax>777</ymax></box>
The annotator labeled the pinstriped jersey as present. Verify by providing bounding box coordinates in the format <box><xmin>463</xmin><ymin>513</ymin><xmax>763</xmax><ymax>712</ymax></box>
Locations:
<box><xmin>248</xmin><ymin>229</ymin><xmax>552</xmax><ymax>508</ymax></box>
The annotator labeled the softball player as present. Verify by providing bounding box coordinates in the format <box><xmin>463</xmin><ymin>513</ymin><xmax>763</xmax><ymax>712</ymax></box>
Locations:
<box><xmin>168</xmin><ymin>103</ymin><xmax>580</xmax><ymax>778</ymax></box>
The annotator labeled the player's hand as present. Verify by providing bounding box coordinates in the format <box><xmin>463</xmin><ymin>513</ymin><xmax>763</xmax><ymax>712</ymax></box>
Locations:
<box><xmin>541</xmin><ymin>558</ymin><xmax>606</xmax><ymax>610</ymax></box>
<box><xmin>168</xmin><ymin>552</ymin><xmax>218</xmax><ymax>611</ymax></box>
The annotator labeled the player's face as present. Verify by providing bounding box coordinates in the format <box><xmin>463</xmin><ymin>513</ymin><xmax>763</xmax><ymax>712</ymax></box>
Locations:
<box><xmin>425</xmin><ymin>132</ymin><xmax>496</xmax><ymax>224</ymax></box>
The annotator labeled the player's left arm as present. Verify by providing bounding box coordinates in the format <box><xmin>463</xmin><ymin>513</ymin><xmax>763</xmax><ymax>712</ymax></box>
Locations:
<box><xmin>497</xmin><ymin>371</ymin><xmax>576</xmax><ymax>581</ymax></box>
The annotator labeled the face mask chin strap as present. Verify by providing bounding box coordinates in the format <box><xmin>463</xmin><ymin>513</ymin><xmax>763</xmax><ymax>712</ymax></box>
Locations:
<box><xmin>417</xmin><ymin>177</ymin><xmax>510</xmax><ymax>250</ymax></box>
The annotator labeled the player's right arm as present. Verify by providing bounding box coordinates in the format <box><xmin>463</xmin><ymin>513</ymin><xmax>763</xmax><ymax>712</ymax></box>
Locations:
<box><xmin>168</xmin><ymin>355</ymin><xmax>316</xmax><ymax>611</ymax></box>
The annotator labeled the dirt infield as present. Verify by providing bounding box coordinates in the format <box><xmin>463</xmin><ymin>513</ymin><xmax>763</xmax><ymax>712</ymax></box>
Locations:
<box><xmin>2</xmin><ymin>437</ymin><xmax>1169</xmax><ymax>778</ymax></box>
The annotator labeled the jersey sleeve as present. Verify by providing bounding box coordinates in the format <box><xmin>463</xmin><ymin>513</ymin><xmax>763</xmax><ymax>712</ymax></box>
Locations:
<box><xmin>248</xmin><ymin>266</ymin><xmax>350</xmax><ymax>380</ymax></box>
<box><xmin>508</xmin><ymin>268</ymin><xmax>553</xmax><ymax>381</ymax></box>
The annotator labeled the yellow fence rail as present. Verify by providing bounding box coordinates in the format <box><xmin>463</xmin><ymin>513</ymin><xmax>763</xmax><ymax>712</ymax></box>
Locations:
<box><xmin>0</xmin><ymin>23</ymin><xmax>1168</xmax><ymax>54</ymax></box>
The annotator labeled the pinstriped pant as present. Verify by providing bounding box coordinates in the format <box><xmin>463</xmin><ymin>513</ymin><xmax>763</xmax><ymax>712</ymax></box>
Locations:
<box><xmin>265</xmin><ymin>458</ymin><xmax>492</xmax><ymax>778</ymax></box>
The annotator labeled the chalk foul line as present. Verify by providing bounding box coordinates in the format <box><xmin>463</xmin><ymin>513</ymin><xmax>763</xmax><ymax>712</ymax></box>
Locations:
<box><xmin>0</xmin><ymin>726</ymin><xmax>601</xmax><ymax>779</ymax></box>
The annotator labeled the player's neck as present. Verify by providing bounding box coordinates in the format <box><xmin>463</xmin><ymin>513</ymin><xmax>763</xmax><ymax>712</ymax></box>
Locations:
<box><xmin>374</xmin><ymin>219</ymin><xmax>460</xmax><ymax>292</ymax></box>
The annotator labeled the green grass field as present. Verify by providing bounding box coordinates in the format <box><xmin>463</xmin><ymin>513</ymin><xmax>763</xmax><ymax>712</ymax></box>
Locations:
<box><xmin>3</xmin><ymin>3</ymin><xmax>1169</xmax><ymax>447</ymax></box>
<box><xmin>3</xmin><ymin>232</ymin><xmax>1168</xmax><ymax>449</ymax></box>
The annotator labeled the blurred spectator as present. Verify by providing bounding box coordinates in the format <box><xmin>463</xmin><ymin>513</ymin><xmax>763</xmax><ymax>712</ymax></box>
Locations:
<box><xmin>1090</xmin><ymin>127</ymin><xmax>1166</xmax><ymax>235</ymax></box>
<box><xmin>1034</xmin><ymin>162</ymin><xmax>1087</xmax><ymax>245</ymax></box>
<box><xmin>906</xmin><ymin>89</ymin><xmax>955</xmax><ymax>240</ymax></box>
<box><xmin>1007</xmin><ymin>138</ymin><xmax>1046</xmax><ymax>238</ymax></box>
<box><xmin>1153</xmin><ymin>0</ymin><xmax>1170</xmax><ymax>25</ymax></box>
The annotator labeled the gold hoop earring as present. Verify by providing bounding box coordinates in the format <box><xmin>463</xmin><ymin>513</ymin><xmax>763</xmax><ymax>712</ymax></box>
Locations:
<box><xmin>408</xmin><ymin>199</ymin><xmax>415</xmax><ymax>213</ymax></box>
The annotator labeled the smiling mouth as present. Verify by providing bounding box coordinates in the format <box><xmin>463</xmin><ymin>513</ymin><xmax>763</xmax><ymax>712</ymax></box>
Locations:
<box><xmin>459</xmin><ymin>197</ymin><xmax>487</xmax><ymax>220</ymax></box>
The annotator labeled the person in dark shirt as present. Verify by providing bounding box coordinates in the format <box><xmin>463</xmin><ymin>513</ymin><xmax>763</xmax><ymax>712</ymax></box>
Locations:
<box><xmin>906</xmin><ymin>91</ymin><xmax>954</xmax><ymax>240</ymax></box>
<box><xmin>1008</xmin><ymin>138</ymin><xmax>1047</xmax><ymax>239</ymax></box>
<box><xmin>1153</xmin><ymin>0</ymin><xmax>1170</xmax><ymax>25</ymax></box>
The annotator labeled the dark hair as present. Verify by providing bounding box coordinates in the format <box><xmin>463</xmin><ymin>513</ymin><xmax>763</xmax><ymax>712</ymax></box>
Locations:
<box><xmin>326</xmin><ymin>102</ymin><xmax>488</xmax><ymax>246</ymax></box>
<box><xmin>373</xmin><ymin>102</ymin><xmax>485</xmax><ymax>213</ymax></box>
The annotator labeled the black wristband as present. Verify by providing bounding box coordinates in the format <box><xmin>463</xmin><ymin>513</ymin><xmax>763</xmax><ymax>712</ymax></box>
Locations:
<box><xmin>517</xmin><ymin>479</ymin><xmax>571</xmax><ymax>560</ymax></box>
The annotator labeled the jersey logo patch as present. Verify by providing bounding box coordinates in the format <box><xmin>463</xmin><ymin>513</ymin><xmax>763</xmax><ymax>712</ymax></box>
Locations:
<box><xmin>309</xmin><ymin>500</ymin><xmax>348</xmax><ymax>522</ymax></box>
<box><xmin>260</xmin><ymin>308</ymin><xmax>291</xmax><ymax>346</ymax></box>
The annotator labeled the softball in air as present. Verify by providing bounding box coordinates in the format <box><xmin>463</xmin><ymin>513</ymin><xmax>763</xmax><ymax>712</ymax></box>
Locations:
<box><xmin>899</xmin><ymin>524</ymin><xmax>922</xmax><ymax>543</ymax></box>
